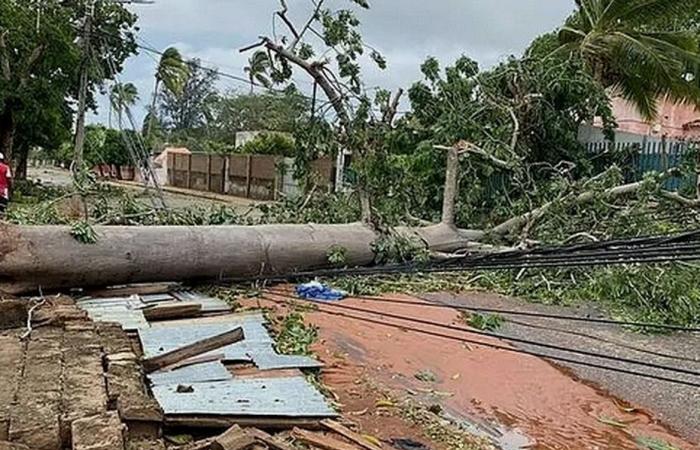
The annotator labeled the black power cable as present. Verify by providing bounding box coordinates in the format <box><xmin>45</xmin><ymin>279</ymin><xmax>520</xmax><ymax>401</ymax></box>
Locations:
<box><xmin>295</xmin><ymin>291</ymin><xmax>700</xmax><ymax>332</ymax></box>
<box><xmin>260</xmin><ymin>293</ymin><xmax>700</xmax><ymax>388</ymax></box>
<box><xmin>262</xmin><ymin>290</ymin><xmax>700</xmax><ymax>379</ymax></box>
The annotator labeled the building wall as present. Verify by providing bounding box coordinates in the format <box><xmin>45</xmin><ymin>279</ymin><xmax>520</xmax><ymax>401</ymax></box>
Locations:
<box><xmin>594</xmin><ymin>97</ymin><xmax>700</xmax><ymax>139</ymax></box>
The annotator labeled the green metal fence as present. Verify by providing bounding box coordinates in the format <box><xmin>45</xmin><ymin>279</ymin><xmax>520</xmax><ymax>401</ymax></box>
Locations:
<box><xmin>586</xmin><ymin>139</ymin><xmax>698</xmax><ymax>191</ymax></box>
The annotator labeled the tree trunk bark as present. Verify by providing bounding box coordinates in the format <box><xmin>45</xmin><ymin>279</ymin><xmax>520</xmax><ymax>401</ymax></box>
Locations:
<box><xmin>0</xmin><ymin>221</ymin><xmax>489</xmax><ymax>294</ymax></box>
<box><xmin>441</xmin><ymin>145</ymin><xmax>460</xmax><ymax>226</ymax></box>
<box><xmin>0</xmin><ymin>107</ymin><xmax>16</xmax><ymax>162</ymax></box>
<box><xmin>14</xmin><ymin>147</ymin><xmax>28</xmax><ymax>181</ymax></box>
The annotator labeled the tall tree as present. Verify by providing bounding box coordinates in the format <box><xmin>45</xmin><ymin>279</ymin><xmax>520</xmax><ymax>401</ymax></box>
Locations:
<box><xmin>158</xmin><ymin>59</ymin><xmax>218</xmax><ymax>132</ymax></box>
<box><xmin>0</xmin><ymin>0</ymin><xmax>137</xmax><ymax>179</ymax></box>
<box><xmin>560</xmin><ymin>0</ymin><xmax>700</xmax><ymax>119</ymax></box>
<box><xmin>110</xmin><ymin>82</ymin><xmax>139</xmax><ymax>127</ymax></box>
<box><xmin>242</xmin><ymin>0</ymin><xmax>400</xmax><ymax>223</ymax></box>
<box><xmin>147</xmin><ymin>47</ymin><xmax>189</xmax><ymax>139</ymax></box>
<box><xmin>214</xmin><ymin>87</ymin><xmax>310</xmax><ymax>141</ymax></box>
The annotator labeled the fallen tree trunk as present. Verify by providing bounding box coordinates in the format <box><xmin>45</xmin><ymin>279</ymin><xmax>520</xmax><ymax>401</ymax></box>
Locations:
<box><xmin>0</xmin><ymin>223</ymin><xmax>378</xmax><ymax>294</ymax></box>
<box><xmin>0</xmin><ymin>222</ymin><xmax>486</xmax><ymax>294</ymax></box>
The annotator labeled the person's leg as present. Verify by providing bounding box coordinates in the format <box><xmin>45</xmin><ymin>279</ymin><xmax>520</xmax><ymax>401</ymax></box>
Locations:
<box><xmin>0</xmin><ymin>197</ymin><xmax>7</xmax><ymax>215</ymax></box>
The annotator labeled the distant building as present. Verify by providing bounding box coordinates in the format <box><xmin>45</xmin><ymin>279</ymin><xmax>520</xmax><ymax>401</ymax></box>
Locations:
<box><xmin>149</xmin><ymin>147</ymin><xmax>191</xmax><ymax>186</ymax></box>
<box><xmin>584</xmin><ymin>97</ymin><xmax>700</xmax><ymax>142</ymax></box>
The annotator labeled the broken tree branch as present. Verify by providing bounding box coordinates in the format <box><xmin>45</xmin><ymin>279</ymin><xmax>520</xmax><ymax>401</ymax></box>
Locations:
<box><xmin>434</xmin><ymin>142</ymin><xmax>512</xmax><ymax>170</ymax></box>
<box><xmin>275</xmin><ymin>0</ymin><xmax>301</xmax><ymax>41</ymax></box>
<box><xmin>382</xmin><ymin>88</ymin><xmax>404</xmax><ymax>125</ymax></box>
<box><xmin>491</xmin><ymin>170</ymin><xmax>679</xmax><ymax>237</ymax></box>
<box><xmin>259</xmin><ymin>37</ymin><xmax>350</xmax><ymax>128</ymax></box>
<box><xmin>659</xmin><ymin>190</ymin><xmax>700</xmax><ymax>208</ymax></box>
<box><xmin>289</xmin><ymin>0</ymin><xmax>326</xmax><ymax>50</ymax></box>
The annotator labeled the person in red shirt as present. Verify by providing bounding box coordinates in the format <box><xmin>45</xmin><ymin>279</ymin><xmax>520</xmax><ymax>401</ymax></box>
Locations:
<box><xmin>0</xmin><ymin>153</ymin><xmax>12</xmax><ymax>214</ymax></box>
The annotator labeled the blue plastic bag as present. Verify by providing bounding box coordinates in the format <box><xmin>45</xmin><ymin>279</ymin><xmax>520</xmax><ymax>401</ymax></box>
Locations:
<box><xmin>295</xmin><ymin>281</ymin><xmax>346</xmax><ymax>301</ymax></box>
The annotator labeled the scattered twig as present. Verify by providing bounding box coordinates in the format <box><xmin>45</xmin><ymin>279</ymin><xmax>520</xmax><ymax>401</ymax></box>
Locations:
<box><xmin>21</xmin><ymin>286</ymin><xmax>47</xmax><ymax>340</ymax></box>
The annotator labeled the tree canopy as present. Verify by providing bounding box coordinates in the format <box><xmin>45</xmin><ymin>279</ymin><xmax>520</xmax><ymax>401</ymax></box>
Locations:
<box><xmin>0</xmin><ymin>0</ymin><xmax>138</xmax><ymax>178</ymax></box>
<box><xmin>560</xmin><ymin>0</ymin><xmax>700</xmax><ymax>119</ymax></box>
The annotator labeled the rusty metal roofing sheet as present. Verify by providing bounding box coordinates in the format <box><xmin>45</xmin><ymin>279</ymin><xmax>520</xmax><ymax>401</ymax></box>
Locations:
<box><xmin>151</xmin><ymin>377</ymin><xmax>336</xmax><ymax>417</ymax></box>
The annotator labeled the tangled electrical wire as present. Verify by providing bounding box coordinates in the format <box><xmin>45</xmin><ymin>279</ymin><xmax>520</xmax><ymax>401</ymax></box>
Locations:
<box><xmin>259</xmin><ymin>288</ymin><xmax>700</xmax><ymax>389</ymax></box>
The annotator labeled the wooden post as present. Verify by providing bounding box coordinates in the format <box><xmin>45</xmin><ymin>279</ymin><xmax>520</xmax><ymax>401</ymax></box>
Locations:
<box><xmin>224</xmin><ymin>156</ymin><xmax>231</xmax><ymax>194</ymax></box>
<box><xmin>207</xmin><ymin>155</ymin><xmax>212</xmax><ymax>192</ymax></box>
<box><xmin>245</xmin><ymin>155</ymin><xmax>252</xmax><ymax>199</ymax></box>
<box><xmin>661</xmin><ymin>135</ymin><xmax>669</xmax><ymax>173</ymax></box>
<box><xmin>187</xmin><ymin>154</ymin><xmax>193</xmax><ymax>189</ymax></box>
<box><xmin>221</xmin><ymin>156</ymin><xmax>226</xmax><ymax>194</ymax></box>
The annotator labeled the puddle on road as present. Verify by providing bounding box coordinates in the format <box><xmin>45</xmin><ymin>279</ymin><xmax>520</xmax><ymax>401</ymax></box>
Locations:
<box><xmin>307</xmin><ymin>294</ymin><xmax>695</xmax><ymax>450</ymax></box>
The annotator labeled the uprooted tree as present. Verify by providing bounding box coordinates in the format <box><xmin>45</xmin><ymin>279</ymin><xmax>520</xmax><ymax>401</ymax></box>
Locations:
<box><xmin>2</xmin><ymin>0</ymin><xmax>700</xmax><ymax>294</ymax></box>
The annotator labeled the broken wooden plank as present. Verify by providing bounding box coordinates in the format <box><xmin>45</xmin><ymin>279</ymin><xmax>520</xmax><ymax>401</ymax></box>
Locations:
<box><xmin>164</xmin><ymin>416</ymin><xmax>323</xmax><ymax>430</ymax></box>
<box><xmin>245</xmin><ymin>429</ymin><xmax>295</xmax><ymax>450</ymax></box>
<box><xmin>211</xmin><ymin>425</ymin><xmax>257</xmax><ymax>450</ymax></box>
<box><xmin>142</xmin><ymin>327</ymin><xmax>244</xmax><ymax>373</ymax></box>
<box><xmin>142</xmin><ymin>302</ymin><xmax>202</xmax><ymax>321</ymax></box>
<box><xmin>71</xmin><ymin>412</ymin><xmax>125</xmax><ymax>450</ymax></box>
<box><xmin>320</xmin><ymin>420</ymin><xmax>383</xmax><ymax>450</ymax></box>
<box><xmin>211</xmin><ymin>426</ymin><xmax>295</xmax><ymax>450</ymax></box>
<box><xmin>292</xmin><ymin>428</ymin><xmax>360</xmax><ymax>450</ymax></box>
<box><xmin>86</xmin><ymin>283</ymin><xmax>179</xmax><ymax>298</ymax></box>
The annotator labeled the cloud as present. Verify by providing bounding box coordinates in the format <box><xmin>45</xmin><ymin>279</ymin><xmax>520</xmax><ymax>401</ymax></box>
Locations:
<box><xmin>89</xmin><ymin>0</ymin><xmax>575</xmax><ymax>125</ymax></box>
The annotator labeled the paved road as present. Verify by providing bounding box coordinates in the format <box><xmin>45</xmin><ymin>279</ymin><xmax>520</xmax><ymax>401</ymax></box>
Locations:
<box><xmin>423</xmin><ymin>291</ymin><xmax>700</xmax><ymax>444</ymax></box>
<box><xmin>27</xmin><ymin>167</ymin><xmax>259</xmax><ymax>213</ymax></box>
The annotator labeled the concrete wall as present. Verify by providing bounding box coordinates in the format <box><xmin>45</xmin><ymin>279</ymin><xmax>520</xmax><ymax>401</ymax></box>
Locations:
<box><xmin>593</xmin><ymin>97</ymin><xmax>700</xmax><ymax>139</ymax></box>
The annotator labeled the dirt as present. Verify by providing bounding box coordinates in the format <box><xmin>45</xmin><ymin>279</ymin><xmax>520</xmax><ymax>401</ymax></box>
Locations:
<box><xmin>258</xmin><ymin>290</ymin><xmax>698</xmax><ymax>450</ymax></box>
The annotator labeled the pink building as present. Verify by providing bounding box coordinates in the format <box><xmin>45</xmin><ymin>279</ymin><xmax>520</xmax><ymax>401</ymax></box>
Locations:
<box><xmin>601</xmin><ymin>97</ymin><xmax>700</xmax><ymax>140</ymax></box>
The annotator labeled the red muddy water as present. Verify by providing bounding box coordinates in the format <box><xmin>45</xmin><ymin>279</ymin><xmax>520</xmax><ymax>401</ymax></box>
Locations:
<box><xmin>259</xmin><ymin>291</ymin><xmax>697</xmax><ymax>450</ymax></box>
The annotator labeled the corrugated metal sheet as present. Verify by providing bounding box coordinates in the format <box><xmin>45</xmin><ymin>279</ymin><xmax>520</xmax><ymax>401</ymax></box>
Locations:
<box><xmin>75</xmin><ymin>291</ymin><xmax>231</xmax><ymax>330</ymax></box>
<box><xmin>76</xmin><ymin>295</ymin><xmax>149</xmax><ymax>331</ymax></box>
<box><xmin>151</xmin><ymin>377</ymin><xmax>336</xmax><ymax>417</ymax></box>
<box><xmin>139</xmin><ymin>313</ymin><xmax>322</xmax><ymax>370</ymax></box>
<box><xmin>172</xmin><ymin>291</ymin><xmax>231</xmax><ymax>313</ymax></box>
<box><xmin>149</xmin><ymin>361</ymin><xmax>233</xmax><ymax>386</ymax></box>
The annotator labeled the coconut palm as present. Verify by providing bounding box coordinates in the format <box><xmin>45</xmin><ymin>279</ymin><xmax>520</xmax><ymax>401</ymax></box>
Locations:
<box><xmin>109</xmin><ymin>82</ymin><xmax>139</xmax><ymax>127</ymax></box>
<box><xmin>559</xmin><ymin>0</ymin><xmax>700</xmax><ymax>119</ymax></box>
<box><xmin>244</xmin><ymin>50</ymin><xmax>273</xmax><ymax>94</ymax></box>
<box><xmin>147</xmin><ymin>47</ymin><xmax>190</xmax><ymax>138</ymax></box>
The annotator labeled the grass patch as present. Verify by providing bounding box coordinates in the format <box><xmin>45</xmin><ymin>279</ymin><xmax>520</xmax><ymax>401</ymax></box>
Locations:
<box><xmin>273</xmin><ymin>311</ymin><xmax>319</xmax><ymax>356</ymax></box>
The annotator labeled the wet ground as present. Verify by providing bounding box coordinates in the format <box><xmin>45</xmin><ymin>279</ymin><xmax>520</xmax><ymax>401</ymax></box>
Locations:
<box><xmin>427</xmin><ymin>291</ymin><xmax>700</xmax><ymax>444</ymax></box>
<box><xmin>261</xmin><ymin>290</ymin><xmax>699</xmax><ymax>450</ymax></box>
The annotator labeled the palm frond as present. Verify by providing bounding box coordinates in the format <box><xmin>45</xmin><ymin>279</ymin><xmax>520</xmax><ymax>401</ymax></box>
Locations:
<box><xmin>602</xmin><ymin>0</ymin><xmax>700</xmax><ymax>27</ymax></box>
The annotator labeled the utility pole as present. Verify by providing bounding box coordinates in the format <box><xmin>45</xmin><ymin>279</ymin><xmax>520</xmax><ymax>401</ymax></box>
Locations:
<box><xmin>73</xmin><ymin>0</ymin><xmax>95</xmax><ymax>171</ymax></box>
<box><xmin>73</xmin><ymin>0</ymin><xmax>154</xmax><ymax>172</ymax></box>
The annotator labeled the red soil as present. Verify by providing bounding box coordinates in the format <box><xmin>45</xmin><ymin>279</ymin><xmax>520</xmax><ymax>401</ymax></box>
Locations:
<box><xmin>257</xmin><ymin>290</ymin><xmax>696</xmax><ymax>450</ymax></box>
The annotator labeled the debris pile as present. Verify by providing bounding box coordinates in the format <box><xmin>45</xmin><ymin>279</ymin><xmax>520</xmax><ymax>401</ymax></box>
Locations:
<box><xmin>0</xmin><ymin>288</ymin><xmax>443</xmax><ymax>450</ymax></box>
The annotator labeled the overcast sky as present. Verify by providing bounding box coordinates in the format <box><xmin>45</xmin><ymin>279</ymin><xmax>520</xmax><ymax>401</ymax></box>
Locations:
<box><xmin>89</xmin><ymin>0</ymin><xmax>575</xmax><ymax>126</ymax></box>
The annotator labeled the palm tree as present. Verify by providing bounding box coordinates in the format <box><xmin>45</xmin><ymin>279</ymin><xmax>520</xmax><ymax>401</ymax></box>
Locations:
<box><xmin>244</xmin><ymin>50</ymin><xmax>273</xmax><ymax>94</ymax></box>
<box><xmin>559</xmin><ymin>0</ymin><xmax>700</xmax><ymax>119</ymax></box>
<box><xmin>147</xmin><ymin>47</ymin><xmax>190</xmax><ymax>138</ymax></box>
<box><xmin>109</xmin><ymin>83</ymin><xmax>139</xmax><ymax>128</ymax></box>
